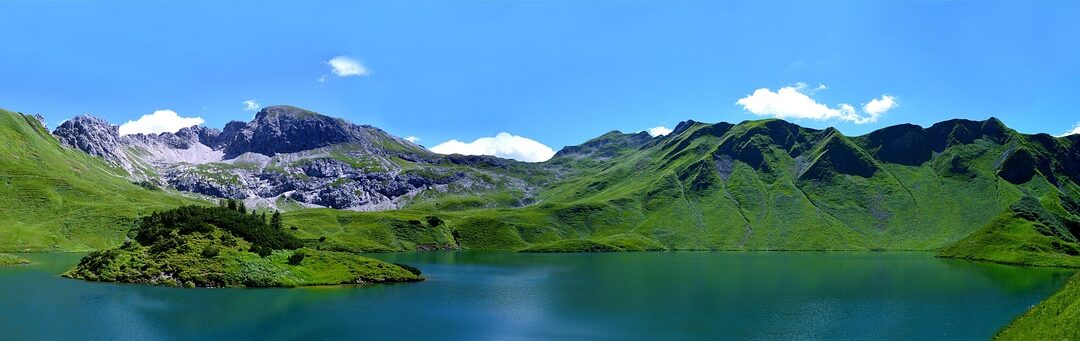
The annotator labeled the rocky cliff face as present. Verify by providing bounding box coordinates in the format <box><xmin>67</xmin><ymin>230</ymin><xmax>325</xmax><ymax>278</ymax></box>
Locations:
<box><xmin>53</xmin><ymin>115</ymin><xmax>129</xmax><ymax>166</ymax></box>
<box><xmin>51</xmin><ymin>105</ymin><xmax>540</xmax><ymax>211</ymax></box>
<box><xmin>221</xmin><ymin>105</ymin><xmax>408</xmax><ymax>158</ymax></box>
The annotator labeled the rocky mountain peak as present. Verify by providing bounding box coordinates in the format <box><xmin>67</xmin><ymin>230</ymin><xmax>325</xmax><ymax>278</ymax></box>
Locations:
<box><xmin>33</xmin><ymin>114</ymin><xmax>47</xmax><ymax>130</ymax></box>
<box><xmin>223</xmin><ymin>105</ymin><xmax>362</xmax><ymax>158</ymax></box>
<box><xmin>52</xmin><ymin>115</ymin><xmax>126</xmax><ymax>164</ymax></box>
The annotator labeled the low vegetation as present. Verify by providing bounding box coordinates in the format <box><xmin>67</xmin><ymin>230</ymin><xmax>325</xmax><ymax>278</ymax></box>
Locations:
<box><xmin>519</xmin><ymin>239</ymin><xmax>622</xmax><ymax>253</ymax></box>
<box><xmin>0</xmin><ymin>253</ymin><xmax>30</xmax><ymax>266</ymax></box>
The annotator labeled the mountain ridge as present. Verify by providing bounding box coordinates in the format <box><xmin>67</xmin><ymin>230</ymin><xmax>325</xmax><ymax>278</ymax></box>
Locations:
<box><xmin>10</xmin><ymin>104</ymin><xmax>1080</xmax><ymax>256</ymax></box>
<box><xmin>50</xmin><ymin>105</ymin><xmax>545</xmax><ymax>211</ymax></box>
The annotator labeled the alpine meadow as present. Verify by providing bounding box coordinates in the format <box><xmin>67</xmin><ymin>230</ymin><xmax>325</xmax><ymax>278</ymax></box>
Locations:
<box><xmin>2</xmin><ymin>1</ymin><xmax>1080</xmax><ymax>339</ymax></box>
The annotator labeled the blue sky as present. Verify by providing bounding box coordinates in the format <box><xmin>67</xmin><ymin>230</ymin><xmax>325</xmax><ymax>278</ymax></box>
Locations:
<box><xmin>1</xmin><ymin>2</ymin><xmax>1078</xmax><ymax>161</ymax></box>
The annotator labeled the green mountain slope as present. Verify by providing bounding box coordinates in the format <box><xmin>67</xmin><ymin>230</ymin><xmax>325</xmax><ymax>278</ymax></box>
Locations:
<box><xmin>939</xmin><ymin>195</ymin><xmax>1080</xmax><ymax>268</ymax></box>
<box><xmin>498</xmin><ymin>118</ymin><xmax>1079</xmax><ymax>251</ymax></box>
<box><xmin>287</xmin><ymin>117</ymin><xmax>1080</xmax><ymax>252</ymax></box>
<box><xmin>8</xmin><ymin>104</ymin><xmax>1080</xmax><ymax>254</ymax></box>
<box><xmin>0</xmin><ymin>109</ymin><xmax>199</xmax><ymax>252</ymax></box>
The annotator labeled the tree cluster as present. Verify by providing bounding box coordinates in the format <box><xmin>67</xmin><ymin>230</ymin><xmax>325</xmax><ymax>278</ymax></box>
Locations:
<box><xmin>134</xmin><ymin>205</ymin><xmax>302</xmax><ymax>251</ymax></box>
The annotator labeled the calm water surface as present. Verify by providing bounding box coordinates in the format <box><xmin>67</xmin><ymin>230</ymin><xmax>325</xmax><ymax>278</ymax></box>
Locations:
<box><xmin>0</xmin><ymin>252</ymin><xmax>1073</xmax><ymax>340</ymax></box>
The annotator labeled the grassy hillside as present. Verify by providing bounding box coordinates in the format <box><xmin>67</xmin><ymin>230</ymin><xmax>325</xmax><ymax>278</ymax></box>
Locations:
<box><xmin>9</xmin><ymin>105</ymin><xmax>1080</xmax><ymax>256</ymax></box>
<box><xmin>939</xmin><ymin>196</ymin><xmax>1080</xmax><ymax>268</ymax></box>
<box><xmin>0</xmin><ymin>109</ymin><xmax>199</xmax><ymax>252</ymax></box>
<box><xmin>996</xmin><ymin>273</ymin><xmax>1080</xmax><ymax>340</ymax></box>
<box><xmin>289</xmin><ymin>117</ymin><xmax>1080</xmax><ymax>253</ymax></box>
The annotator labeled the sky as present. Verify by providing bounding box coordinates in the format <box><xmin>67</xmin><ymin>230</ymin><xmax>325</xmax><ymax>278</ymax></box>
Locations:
<box><xmin>1</xmin><ymin>2</ymin><xmax>1079</xmax><ymax>162</ymax></box>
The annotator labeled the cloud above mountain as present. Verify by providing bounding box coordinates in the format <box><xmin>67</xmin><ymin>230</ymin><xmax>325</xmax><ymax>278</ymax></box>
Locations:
<box><xmin>647</xmin><ymin>126</ymin><xmax>672</xmax><ymax>136</ymax></box>
<box><xmin>863</xmin><ymin>95</ymin><xmax>897</xmax><ymax>116</ymax></box>
<box><xmin>243</xmin><ymin>99</ymin><xmax>259</xmax><ymax>111</ymax></box>
<box><xmin>327</xmin><ymin>56</ymin><xmax>370</xmax><ymax>77</ymax></box>
<box><xmin>118</xmin><ymin>110</ymin><xmax>204</xmax><ymax>136</ymax></box>
<box><xmin>1059</xmin><ymin>123</ymin><xmax>1080</xmax><ymax>137</ymax></box>
<box><xmin>429</xmin><ymin>132</ymin><xmax>556</xmax><ymax>162</ymax></box>
<box><xmin>736</xmin><ymin>84</ymin><xmax>896</xmax><ymax>124</ymax></box>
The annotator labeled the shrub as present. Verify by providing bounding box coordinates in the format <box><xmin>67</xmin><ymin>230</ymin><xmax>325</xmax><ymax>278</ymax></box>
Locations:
<box><xmin>426</xmin><ymin>215</ymin><xmax>444</xmax><ymax>227</ymax></box>
<box><xmin>201</xmin><ymin>245</ymin><xmax>220</xmax><ymax>258</ymax></box>
<box><xmin>288</xmin><ymin>251</ymin><xmax>306</xmax><ymax>265</ymax></box>
<box><xmin>251</xmin><ymin>245</ymin><xmax>272</xmax><ymax>257</ymax></box>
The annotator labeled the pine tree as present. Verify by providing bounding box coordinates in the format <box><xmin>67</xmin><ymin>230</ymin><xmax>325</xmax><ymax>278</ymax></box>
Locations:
<box><xmin>271</xmin><ymin>211</ymin><xmax>283</xmax><ymax>230</ymax></box>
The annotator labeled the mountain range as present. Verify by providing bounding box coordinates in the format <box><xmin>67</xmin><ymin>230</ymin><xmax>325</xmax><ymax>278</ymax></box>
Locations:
<box><xmin>4</xmin><ymin>105</ymin><xmax>1080</xmax><ymax>261</ymax></box>
<box><xmin>50</xmin><ymin>105</ymin><xmax>543</xmax><ymax>211</ymax></box>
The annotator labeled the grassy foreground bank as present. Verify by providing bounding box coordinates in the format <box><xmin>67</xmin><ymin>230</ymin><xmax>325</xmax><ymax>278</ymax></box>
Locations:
<box><xmin>0</xmin><ymin>253</ymin><xmax>30</xmax><ymax>266</ymax></box>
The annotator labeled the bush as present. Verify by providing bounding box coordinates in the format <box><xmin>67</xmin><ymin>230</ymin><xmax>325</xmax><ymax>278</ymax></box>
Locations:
<box><xmin>288</xmin><ymin>251</ymin><xmax>306</xmax><ymax>265</ymax></box>
<box><xmin>426</xmin><ymin>215</ymin><xmax>444</xmax><ymax>227</ymax></box>
<box><xmin>251</xmin><ymin>245</ymin><xmax>272</xmax><ymax>257</ymax></box>
<box><xmin>201</xmin><ymin>245</ymin><xmax>220</xmax><ymax>258</ymax></box>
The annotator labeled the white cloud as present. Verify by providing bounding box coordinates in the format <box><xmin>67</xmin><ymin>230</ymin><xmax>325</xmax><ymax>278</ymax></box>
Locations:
<box><xmin>118</xmin><ymin>110</ymin><xmax>204</xmax><ymax>136</ymax></box>
<box><xmin>735</xmin><ymin>84</ymin><xmax>893</xmax><ymax>124</ymax></box>
<box><xmin>1059</xmin><ymin>123</ymin><xmax>1080</xmax><ymax>137</ymax></box>
<box><xmin>863</xmin><ymin>95</ymin><xmax>897</xmax><ymax>116</ymax></box>
<box><xmin>327</xmin><ymin>56</ymin><xmax>370</xmax><ymax>77</ymax></box>
<box><xmin>647</xmin><ymin>126</ymin><xmax>672</xmax><ymax>136</ymax></box>
<box><xmin>242</xmin><ymin>99</ymin><xmax>259</xmax><ymax>111</ymax></box>
<box><xmin>405</xmin><ymin>136</ymin><xmax>420</xmax><ymax>143</ymax></box>
<box><xmin>429</xmin><ymin>132</ymin><xmax>556</xmax><ymax>162</ymax></box>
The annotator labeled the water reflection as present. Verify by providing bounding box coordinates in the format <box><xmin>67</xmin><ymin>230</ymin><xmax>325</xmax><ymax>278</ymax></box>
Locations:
<box><xmin>0</xmin><ymin>252</ymin><xmax>1072</xmax><ymax>340</ymax></box>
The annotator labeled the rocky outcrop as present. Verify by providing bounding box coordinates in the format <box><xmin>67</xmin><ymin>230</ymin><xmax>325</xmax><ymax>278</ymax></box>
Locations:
<box><xmin>50</xmin><ymin>105</ymin><xmax>534</xmax><ymax>211</ymax></box>
<box><xmin>53</xmin><ymin>115</ymin><xmax>128</xmax><ymax>165</ymax></box>
<box><xmin>220</xmin><ymin>105</ymin><xmax>421</xmax><ymax>159</ymax></box>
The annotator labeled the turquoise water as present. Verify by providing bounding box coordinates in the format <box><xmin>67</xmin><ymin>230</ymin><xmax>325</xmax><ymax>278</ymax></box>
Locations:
<box><xmin>0</xmin><ymin>252</ymin><xmax>1072</xmax><ymax>340</ymax></box>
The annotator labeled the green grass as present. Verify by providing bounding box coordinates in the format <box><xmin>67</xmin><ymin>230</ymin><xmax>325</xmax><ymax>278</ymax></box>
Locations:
<box><xmin>939</xmin><ymin>212</ymin><xmax>1080</xmax><ymax>268</ymax></box>
<box><xmin>939</xmin><ymin>196</ymin><xmax>1080</xmax><ymax>268</ymax></box>
<box><xmin>996</xmin><ymin>273</ymin><xmax>1080</xmax><ymax>340</ymax></box>
<box><xmin>518</xmin><ymin>239</ymin><xmax>621</xmax><ymax>253</ymax></box>
<box><xmin>0</xmin><ymin>109</ymin><xmax>201</xmax><ymax>252</ymax></box>
<box><xmin>0</xmin><ymin>253</ymin><xmax>30</xmax><ymax>266</ymax></box>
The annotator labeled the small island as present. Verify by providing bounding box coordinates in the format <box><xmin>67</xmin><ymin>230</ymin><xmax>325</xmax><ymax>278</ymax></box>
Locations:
<box><xmin>64</xmin><ymin>202</ymin><xmax>423</xmax><ymax>288</ymax></box>
<box><xmin>0</xmin><ymin>253</ymin><xmax>30</xmax><ymax>266</ymax></box>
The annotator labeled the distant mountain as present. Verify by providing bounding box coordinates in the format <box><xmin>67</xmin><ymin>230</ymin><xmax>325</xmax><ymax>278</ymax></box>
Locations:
<box><xmin>9</xmin><ymin>103</ymin><xmax>1080</xmax><ymax>256</ymax></box>
<box><xmin>524</xmin><ymin>117</ymin><xmax>1080</xmax><ymax>251</ymax></box>
<box><xmin>51</xmin><ymin>105</ymin><xmax>547</xmax><ymax>211</ymax></box>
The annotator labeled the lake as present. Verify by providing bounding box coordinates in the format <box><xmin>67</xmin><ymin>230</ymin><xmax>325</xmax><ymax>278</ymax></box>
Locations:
<box><xmin>0</xmin><ymin>252</ymin><xmax>1073</xmax><ymax>340</ymax></box>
